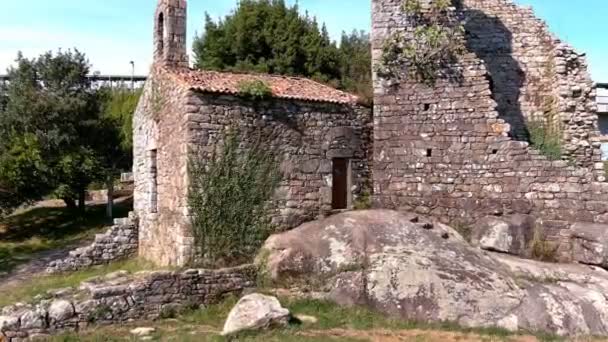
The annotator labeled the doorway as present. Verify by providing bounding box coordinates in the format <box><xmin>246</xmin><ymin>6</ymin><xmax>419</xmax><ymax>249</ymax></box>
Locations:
<box><xmin>332</xmin><ymin>158</ymin><xmax>350</xmax><ymax>210</ymax></box>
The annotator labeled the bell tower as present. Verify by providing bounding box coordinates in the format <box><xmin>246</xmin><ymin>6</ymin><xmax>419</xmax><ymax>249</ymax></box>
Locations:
<box><xmin>154</xmin><ymin>0</ymin><xmax>189</xmax><ymax>68</ymax></box>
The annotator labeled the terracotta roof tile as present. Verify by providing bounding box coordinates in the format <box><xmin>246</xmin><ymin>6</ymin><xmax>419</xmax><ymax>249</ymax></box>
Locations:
<box><xmin>165</xmin><ymin>67</ymin><xmax>359</xmax><ymax>105</ymax></box>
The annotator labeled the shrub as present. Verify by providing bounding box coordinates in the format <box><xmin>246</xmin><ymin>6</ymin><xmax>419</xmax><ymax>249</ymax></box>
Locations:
<box><xmin>236</xmin><ymin>79</ymin><xmax>273</xmax><ymax>100</ymax></box>
<box><xmin>353</xmin><ymin>189</ymin><xmax>373</xmax><ymax>210</ymax></box>
<box><xmin>527</xmin><ymin>120</ymin><xmax>562</xmax><ymax>160</ymax></box>
<box><xmin>529</xmin><ymin>227</ymin><xmax>558</xmax><ymax>262</ymax></box>
<box><xmin>377</xmin><ymin>0</ymin><xmax>465</xmax><ymax>84</ymax></box>
<box><xmin>188</xmin><ymin>130</ymin><xmax>282</xmax><ymax>267</ymax></box>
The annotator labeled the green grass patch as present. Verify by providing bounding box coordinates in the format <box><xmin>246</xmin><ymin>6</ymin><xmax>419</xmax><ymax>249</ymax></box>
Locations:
<box><xmin>47</xmin><ymin>297</ymin><xmax>568</xmax><ymax>342</ymax></box>
<box><xmin>0</xmin><ymin>258</ymin><xmax>155</xmax><ymax>308</ymax></box>
<box><xmin>0</xmin><ymin>200</ymin><xmax>132</xmax><ymax>274</ymax></box>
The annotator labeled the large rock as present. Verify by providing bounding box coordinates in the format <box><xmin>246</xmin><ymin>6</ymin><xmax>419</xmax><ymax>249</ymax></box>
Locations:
<box><xmin>222</xmin><ymin>294</ymin><xmax>290</xmax><ymax>336</ymax></box>
<box><xmin>470</xmin><ymin>215</ymin><xmax>535</xmax><ymax>255</ymax></box>
<box><xmin>259</xmin><ymin>210</ymin><xmax>608</xmax><ymax>336</ymax></box>
<box><xmin>20</xmin><ymin>309</ymin><xmax>46</xmax><ymax>330</ymax></box>
<box><xmin>48</xmin><ymin>300</ymin><xmax>75</xmax><ymax>323</ymax></box>
<box><xmin>0</xmin><ymin>315</ymin><xmax>19</xmax><ymax>331</ymax></box>
<box><xmin>570</xmin><ymin>222</ymin><xmax>608</xmax><ymax>268</ymax></box>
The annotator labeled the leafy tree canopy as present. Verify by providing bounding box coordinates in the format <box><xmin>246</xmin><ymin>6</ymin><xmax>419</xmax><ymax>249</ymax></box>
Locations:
<box><xmin>0</xmin><ymin>50</ymin><xmax>130</xmax><ymax>215</ymax></box>
<box><xmin>193</xmin><ymin>0</ymin><xmax>372</xmax><ymax>103</ymax></box>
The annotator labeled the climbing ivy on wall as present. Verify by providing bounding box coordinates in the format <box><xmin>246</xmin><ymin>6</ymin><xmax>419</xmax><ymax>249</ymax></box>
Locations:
<box><xmin>377</xmin><ymin>0</ymin><xmax>465</xmax><ymax>85</ymax></box>
<box><xmin>188</xmin><ymin>130</ymin><xmax>282</xmax><ymax>267</ymax></box>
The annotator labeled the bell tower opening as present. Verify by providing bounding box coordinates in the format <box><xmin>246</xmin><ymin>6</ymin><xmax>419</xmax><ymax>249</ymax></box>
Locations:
<box><xmin>153</xmin><ymin>0</ymin><xmax>189</xmax><ymax>68</ymax></box>
<box><xmin>156</xmin><ymin>12</ymin><xmax>165</xmax><ymax>59</ymax></box>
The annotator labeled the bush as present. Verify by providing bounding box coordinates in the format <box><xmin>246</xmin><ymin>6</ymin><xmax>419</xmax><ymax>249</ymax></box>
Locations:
<box><xmin>529</xmin><ymin>227</ymin><xmax>558</xmax><ymax>262</ymax></box>
<box><xmin>236</xmin><ymin>80</ymin><xmax>273</xmax><ymax>100</ymax></box>
<box><xmin>353</xmin><ymin>189</ymin><xmax>372</xmax><ymax>210</ymax></box>
<box><xmin>377</xmin><ymin>0</ymin><xmax>465</xmax><ymax>84</ymax></box>
<box><xmin>188</xmin><ymin>130</ymin><xmax>282</xmax><ymax>267</ymax></box>
<box><xmin>527</xmin><ymin>120</ymin><xmax>562</xmax><ymax>160</ymax></box>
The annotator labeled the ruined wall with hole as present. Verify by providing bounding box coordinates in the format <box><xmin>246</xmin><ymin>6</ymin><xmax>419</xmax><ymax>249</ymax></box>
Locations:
<box><xmin>462</xmin><ymin>0</ymin><xmax>599</xmax><ymax>166</ymax></box>
<box><xmin>371</xmin><ymin>0</ymin><xmax>608</xmax><ymax>253</ymax></box>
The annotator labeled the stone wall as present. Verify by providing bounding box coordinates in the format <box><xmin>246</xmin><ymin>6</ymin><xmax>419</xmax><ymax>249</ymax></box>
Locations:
<box><xmin>371</xmin><ymin>0</ymin><xmax>608</xmax><ymax>252</ymax></box>
<box><xmin>134</xmin><ymin>68</ymin><xmax>372</xmax><ymax>267</ymax></box>
<box><xmin>46</xmin><ymin>215</ymin><xmax>138</xmax><ymax>274</ymax></box>
<box><xmin>0</xmin><ymin>265</ymin><xmax>256</xmax><ymax>341</ymax></box>
<box><xmin>187</xmin><ymin>93</ymin><xmax>373</xmax><ymax>230</ymax></box>
<box><xmin>133</xmin><ymin>69</ymin><xmax>194</xmax><ymax>267</ymax></box>
<box><xmin>462</xmin><ymin>0</ymin><xmax>598</xmax><ymax>166</ymax></box>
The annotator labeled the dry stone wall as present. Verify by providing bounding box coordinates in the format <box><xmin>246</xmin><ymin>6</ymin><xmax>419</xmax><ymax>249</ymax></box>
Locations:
<box><xmin>371</xmin><ymin>0</ymin><xmax>608</xmax><ymax>254</ymax></box>
<box><xmin>0</xmin><ymin>265</ymin><xmax>256</xmax><ymax>341</ymax></box>
<box><xmin>187</xmin><ymin>93</ymin><xmax>372</xmax><ymax>230</ymax></box>
<box><xmin>46</xmin><ymin>215</ymin><xmax>138</xmax><ymax>274</ymax></box>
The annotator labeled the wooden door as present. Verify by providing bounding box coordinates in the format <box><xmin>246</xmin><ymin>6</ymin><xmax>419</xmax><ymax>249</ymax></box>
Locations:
<box><xmin>332</xmin><ymin>158</ymin><xmax>349</xmax><ymax>210</ymax></box>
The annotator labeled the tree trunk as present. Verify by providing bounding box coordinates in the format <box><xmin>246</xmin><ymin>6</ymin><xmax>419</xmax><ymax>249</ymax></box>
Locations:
<box><xmin>106</xmin><ymin>177</ymin><xmax>114</xmax><ymax>219</ymax></box>
<box><xmin>63</xmin><ymin>198</ymin><xmax>77</xmax><ymax>210</ymax></box>
<box><xmin>78</xmin><ymin>188</ymin><xmax>86</xmax><ymax>214</ymax></box>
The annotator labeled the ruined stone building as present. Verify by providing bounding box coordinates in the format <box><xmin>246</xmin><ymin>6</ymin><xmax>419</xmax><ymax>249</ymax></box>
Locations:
<box><xmin>372</xmin><ymin>0</ymin><xmax>608</xmax><ymax>255</ymax></box>
<box><xmin>135</xmin><ymin>0</ymin><xmax>607</xmax><ymax>266</ymax></box>
<box><xmin>134</xmin><ymin>0</ymin><xmax>371</xmax><ymax>266</ymax></box>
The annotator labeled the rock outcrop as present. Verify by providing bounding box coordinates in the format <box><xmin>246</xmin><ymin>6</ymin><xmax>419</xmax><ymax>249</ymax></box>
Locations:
<box><xmin>470</xmin><ymin>214</ymin><xmax>536</xmax><ymax>256</ymax></box>
<box><xmin>259</xmin><ymin>210</ymin><xmax>608</xmax><ymax>336</ymax></box>
<box><xmin>222</xmin><ymin>294</ymin><xmax>290</xmax><ymax>336</ymax></box>
<box><xmin>571</xmin><ymin>222</ymin><xmax>608</xmax><ymax>268</ymax></box>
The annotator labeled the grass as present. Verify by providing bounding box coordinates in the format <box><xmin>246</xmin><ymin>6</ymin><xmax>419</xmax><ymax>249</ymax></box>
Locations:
<box><xmin>0</xmin><ymin>258</ymin><xmax>157</xmax><ymax>307</ymax></box>
<box><xmin>44</xmin><ymin>297</ymin><xmax>573</xmax><ymax>342</ymax></box>
<box><xmin>0</xmin><ymin>199</ymin><xmax>132</xmax><ymax>274</ymax></box>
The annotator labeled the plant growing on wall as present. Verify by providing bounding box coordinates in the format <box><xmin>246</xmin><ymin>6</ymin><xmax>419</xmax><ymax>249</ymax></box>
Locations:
<box><xmin>188</xmin><ymin>130</ymin><xmax>282</xmax><ymax>267</ymax></box>
<box><xmin>526</xmin><ymin>120</ymin><xmax>562</xmax><ymax>161</ymax></box>
<box><xmin>524</xmin><ymin>60</ymin><xmax>564</xmax><ymax>161</ymax></box>
<box><xmin>236</xmin><ymin>80</ymin><xmax>273</xmax><ymax>100</ymax></box>
<box><xmin>377</xmin><ymin>0</ymin><xmax>465</xmax><ymax>85</ymax></box>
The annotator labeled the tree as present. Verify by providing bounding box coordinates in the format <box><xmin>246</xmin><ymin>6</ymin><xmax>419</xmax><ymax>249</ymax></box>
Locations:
<box><xmin>0</xmin><ymin>50</ymin><xmax>109</xmax><ymax>214</ymax></box>
<box><xmin>96</xmin><ymin>88</ymin><xmax>141</xmax><ymax>217</ymax></box>
<box><xmin>193</xmin><ymin>0</ymin><xmax>372</xmax><ymax>103</ymax></box>
<box><xmin>339</xmin><ymin>30</ymin><xmax>373</xmax><ymax>105</ymax></box>
<box><xmin>192</xmin><ymin>0</ymin><xmax>342</xmax><ymax>85</ymax></box>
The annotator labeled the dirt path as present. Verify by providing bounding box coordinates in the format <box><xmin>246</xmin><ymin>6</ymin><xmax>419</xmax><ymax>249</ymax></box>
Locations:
<box><xmin>0</xmin><ymin>197</ymin><xmax>133</xmax><ymax>293</ymax></box>
<box><xmin>0</xmin><ymin>242</ymin><xmax>82</xmax><ymax>291</ymax></box>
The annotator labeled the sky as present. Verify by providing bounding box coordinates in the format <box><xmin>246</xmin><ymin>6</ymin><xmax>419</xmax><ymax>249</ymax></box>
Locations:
<box><xmin>0</xmin><ymin>0</ymin><xmax>606</xmax><ymax>81</ymax></box>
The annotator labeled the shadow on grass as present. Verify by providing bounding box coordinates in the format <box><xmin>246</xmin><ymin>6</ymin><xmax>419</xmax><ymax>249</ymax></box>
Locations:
<box><xmin>0</xmin><ymin>198</ymin><xmax>133</xmax><ymax>274</ymax></box>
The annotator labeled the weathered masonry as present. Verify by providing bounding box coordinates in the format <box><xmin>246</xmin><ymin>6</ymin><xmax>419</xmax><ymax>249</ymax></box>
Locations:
<box><xmin>597</xmin><ymin>84</ymin><xmax>608</xmax><ymax>159</ymax></box>
<box><xmin>134</xmin><ymin>0</ymin><xmax>371</xmax><ymax>266</ymax></box>
<box><xmin>371</xmin><ymin>0</ymin><xmax>608</xmax><ymax>247</ymax></box>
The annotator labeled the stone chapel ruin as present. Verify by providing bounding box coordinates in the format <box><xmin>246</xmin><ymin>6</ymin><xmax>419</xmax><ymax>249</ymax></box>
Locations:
<box><xmin>132</xmin><ymin>0</ymin><xmax>606</xmax><ymax>266</ymax></box>
<box><xmin>133</xmin><ymin>0</ymin><xmax>372</xmax><ymax>266</ymax></box>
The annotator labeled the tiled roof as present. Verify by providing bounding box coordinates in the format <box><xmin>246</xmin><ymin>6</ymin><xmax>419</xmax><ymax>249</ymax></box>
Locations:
<box><xmin>165</xmin><ymin>67</ymin><xmax>359</xmax><ymax>105</ymax></box>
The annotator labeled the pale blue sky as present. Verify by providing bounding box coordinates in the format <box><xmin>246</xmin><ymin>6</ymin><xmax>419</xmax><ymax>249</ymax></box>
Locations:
<box><xmin>0</xmin><ymin>1</ymin><xmax>606</xmax><ymax>81</ymax></box>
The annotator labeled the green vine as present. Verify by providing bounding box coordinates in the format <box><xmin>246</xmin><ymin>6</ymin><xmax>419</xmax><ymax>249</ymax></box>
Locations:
<box><xmin>188</xmin><ymin>129</ymin><xmax>282</xmax><ymax>267</ymax></box>
<box><xmin>377</xmin><ymin>0</ymin><xmax>465</xmax><ymax>85</ymax></box>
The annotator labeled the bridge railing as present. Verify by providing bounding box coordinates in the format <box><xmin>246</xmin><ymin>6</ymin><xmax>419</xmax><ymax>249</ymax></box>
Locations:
<box><xmin>0</xmin><ymin>74</ymin><xmax>148</xmax><ymax>89</ymax></box>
